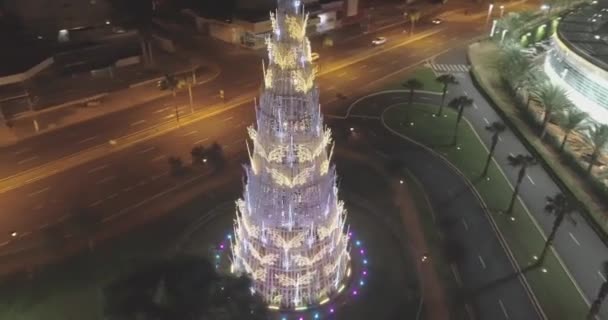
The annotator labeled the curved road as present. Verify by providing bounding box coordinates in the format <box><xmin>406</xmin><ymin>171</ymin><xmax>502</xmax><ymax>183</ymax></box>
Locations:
<box><xmin>343</xmin><ymin>90</ymin><xmax>544</xmax><ymax>320</ymax></box>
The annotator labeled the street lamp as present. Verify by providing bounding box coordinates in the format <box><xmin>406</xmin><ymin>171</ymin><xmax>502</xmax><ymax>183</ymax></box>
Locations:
<box><xmin>499</xmin><ymin>5</ymin><xmax>505</xmax><ymax>18</ymax></box>
<box><xmin>490</xmin><ymin>19</ymin><xmax>498</xmax><ymax>37</ymax></box>
<box><xmin>501</xmin><ymin>29</ymin><xmax>508</xmax><ymax>43</ymax></box>
<box><xmin>486</xmin><ymin>3</ymin><xmax>495</xmax><ymax>24</ymax></box>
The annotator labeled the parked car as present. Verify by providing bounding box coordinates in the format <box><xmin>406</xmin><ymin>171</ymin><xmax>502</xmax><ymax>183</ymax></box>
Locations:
<box><xmin>311</xmin><ymin>52</ymin><xmax>320</xmax><ymax>62</ymax></box>
<box><xmin>372</xmin><ymin>37</ymin><xmax>387</xmax><ymax>45</ymax></box>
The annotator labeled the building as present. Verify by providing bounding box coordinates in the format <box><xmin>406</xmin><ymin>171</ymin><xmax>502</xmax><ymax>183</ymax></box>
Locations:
<box><xmin>544</xmin><ymin>0</ymin><xmax>608</xmax><ymax>122</ymax></box>
<box><xmin>187</xmin><ymin>0</ymin><xmax>359</xmax><ymax>49</ymax></box>
<box><xmin>231</xmin><ymin>0</ymin><xmax>350</xmax><ymax>309</ymax></box>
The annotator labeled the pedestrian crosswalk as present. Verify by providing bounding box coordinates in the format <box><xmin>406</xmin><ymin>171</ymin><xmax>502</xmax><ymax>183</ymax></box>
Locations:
<box><xmin>430</xmin><ymin>64</ymin><xmax>471</xmax><ymax>73</ymax></box>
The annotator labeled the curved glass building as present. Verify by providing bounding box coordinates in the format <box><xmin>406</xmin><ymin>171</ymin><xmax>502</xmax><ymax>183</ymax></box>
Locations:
<box><xmin>545</xmin><ymin>1</ymin><xmax>608</xmax><ymax>122</ymax></box>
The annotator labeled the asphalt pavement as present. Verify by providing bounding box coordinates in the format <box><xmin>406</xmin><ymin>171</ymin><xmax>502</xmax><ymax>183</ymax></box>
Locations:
<box><xmin>424</xmin><ymin>47</ymin><xmax>608</xmax><ymax>318</ymax></box>
<box><xmin>344</xmin><ymin>91</ymin><xmax>543</xmax><ymax>320</ymax></box>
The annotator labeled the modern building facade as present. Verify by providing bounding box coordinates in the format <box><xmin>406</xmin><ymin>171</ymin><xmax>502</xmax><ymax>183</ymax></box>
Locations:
<box><xmin>231</xmin><ymin>0</ymin><xmax>350</xmax><ymax>309</ymax></box>
<box><xmin>544</xmin><ymin>0</ymin><xmax>608</xmax><ymax>122</ymax></box>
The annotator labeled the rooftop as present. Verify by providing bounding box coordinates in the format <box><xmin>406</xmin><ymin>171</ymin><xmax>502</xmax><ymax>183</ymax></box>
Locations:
<box><xmin>558</xmin><ymin>0</ymin><xmax>608</xmax><ymax>71</ymax></box>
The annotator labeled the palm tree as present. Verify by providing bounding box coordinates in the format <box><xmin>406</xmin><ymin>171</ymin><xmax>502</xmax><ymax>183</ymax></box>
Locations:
<box><xmin>556</xmin><ymin>108</ymin><xmax>588</xmax><ymax>152</ymax></box>
<box><xmin>506</xmin><ymin>154</ymin><xmax>537</xmax><ymax>214</ymax></box>
<box><xmin>534</xmin><ymin>82</ymin><xmax>572</xmax><ymax>139</ymax></box>
<box><xmin>402</xmin><ymin>78</ymin><xmax>424</xmax><ymax>125</ymax></box>
<box><xmin>588</xmin><ymin>261</ymin><xmax>608</xmax><ymax>319</ymax></box>
<box><xmin>409</xmin><ymin>9</ymin><xmax>421</xmax><ymax>34</ymax></box>
<box><xmin>435</xmin><ymin>74</ymin><xmax>458</xmax><ymax>117</ymax></box>
<box><xmin>483</xmin><ymin>122</ymin><xmax>507</xmax><ymax>176</ymax></box>
<box><xmin>585</xmin><ymin>123</ymin><xmax>608</xmax><ymax>175</ymax></box>
<box><xmin>191</xmin><ymin>145</ymin><xmax>206</xmax><ymax>165</ymax></box>
<box><xmin>538</xmin><ymin>193</ymin><xmax>577</xmax><ymax>264</ymax></box>
<box><xmin>158</xmin><ymin>74</ymin><xmax>186</xmax><ymax>124</ymax></box>
<box><xmin>448</xmin><ymin>96</ymin><xmax>474</xmax><ymax>144</ymax></box>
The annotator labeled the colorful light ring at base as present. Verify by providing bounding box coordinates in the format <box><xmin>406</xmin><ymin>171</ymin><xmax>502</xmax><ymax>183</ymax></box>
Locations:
<box><xmin>212</xmin><ymin>231</ymin><xmax>369</xmax><ymax>320</ymax></box>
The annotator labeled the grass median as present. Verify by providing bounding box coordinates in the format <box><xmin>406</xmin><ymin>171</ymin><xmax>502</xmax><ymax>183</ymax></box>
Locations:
<box><xmin>383</xmin><ymin>102</ymin><xmax>588</xmax><ymax>320</ymax></box>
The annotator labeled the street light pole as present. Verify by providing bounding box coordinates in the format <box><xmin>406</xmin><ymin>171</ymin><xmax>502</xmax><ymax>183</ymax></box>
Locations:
<box><xmin>188</xmin><ymin>82</ymin><xmax>194</xmax><ymax>114</ymax></box>
<box><xmin>486</xmin><ymin>3</ymin><xmax>494</xmax><ymax>24</ymax></box>
<box><xmin>500</xmin><ymin>5</ymin><xmax>505</xmax><ymax>18</ymax></box>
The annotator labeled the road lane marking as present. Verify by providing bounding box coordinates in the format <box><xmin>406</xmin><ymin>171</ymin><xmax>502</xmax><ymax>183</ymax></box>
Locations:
<box><xmin>498</xmin><ymin>299</ymin><xmax>510</xmax><ymax>319</ymax></box>
<box><xmin>483</xmin><ymin>117</ymin><xmax>490</xmax><ymax>125</ymax></box>
<box><xmin>222</xmin><ymin>116</ymin><xmax>234</xmax><ymax>122</ymax></box>
<box><xmin>498</xmin><ymin>136</ymin><xmax>503</xmax><ymax>141</ymax></box>
<box><xmin>28</xmin><ymin>187</ymin><xmax>50</xmax><ymax>197</ymax></box>
<box><xmin>349</xmin><ymin>76</ymin><xmax>359</xmax><ymax>81</ymax></box>
<box><xmin>450</xmin><ymin>264</ymin><xmax>462</xmax><ymax>286</ymax></box>
<box><xmin>137</xmin><ymin>180</ymin><xmax>148</xmax><ymax>187</ymax></box>
<box><xmin>96</xmin><ymin>176</ymin><xmax>116</xmax><ymax>185</ymax></box>
<box><xmin>370</xmin><ymin>67</ymin><xmax>381</xmax><ymax>73</ymax></box>
<box><xmin>360</xmin><ymin>64</ymin><xmax>368</xmax><ymax>68</ymax></box>
<box><xmin>462</xmin><ymin>218</ymin><xmax>469</xmax><ymax>231</ymax></box>
<box><xmin>391</xmin><ymin>60</ymin><xmax>399</xmax><ymax>65</ymax></box>
<box><xmin>338</xmin><ymin>72</ymin><xmax>347</xmax><ymax>77</ymax></box>
<box><xmin>151</xmin><ymin>154</ymin><xmax>167</xmax><ymax>162</ymax></box>
<box><xmin>89</xmin><ymin>200</ymin><xmax>103</xmax><ymax>207</ymax></box>
<box><xmin>78</xmin><ymin>136</ymin><xmax>98</xmax><ymax>144</ymax></box>
<box><xmin>107</xmin><ymin>193</ymin><xmax>118</xmax><ymax>200</ymax></box>
<box><xmin>137</xmin><ymin>147</ymin><xmax>155</xmax><ymax>154</ymax></box>
<box><xmin>122</xmin><ymin>186</ymin><xmax>133</xmax><ymax>192</ymax></box>
<box><xmin>194</xmin><ymin>138</ymin><xmax>209</xmax><ymax>145</ymax></box>
<box><xmin>326</xmin><ymin>85</ymin><xmax>336</xmax><ymax>91</ymax></box>
<box><xmin>569</xmin><ymin>232</ymin><xmax>580</xmax><ymax>246</ymax></box>
<box><xmin>478</xmin><ymin>255</ymin><xmax>486</xmax><ymax>269</ymax></box>
<box><xmin>598</xmin><ymin>271</ymin><xmax>606</xmax><ymax>282</ymax></box>
<box><xmin>181</xmin><ymin>130</ymin><xmax>198</xmax><ymax>137</ymax></box>
<box><xmin>18</xmin><ymin>156</ymin><xmax>39</xmax><ymax>165</ymax></box>
<box><xmin>463</xmin><ymin>90</ymin><xmax>468</xmax><ymax>95</ymax></box>
<box><xmin>130</xmin><ymin>120</ymin><xmax>146</xmax><ymax>126</ymax></box>
<box><xmin>154</xmin><ymin>107</ymin><xmax>170</xmax><ymax>113</ymax></box>
<box><xmin>527</xmin><ymin>175</ymin><xmax>535</xmax><ymax>185</ymax></box>
<box><xmin>0</xmin><ymin>241</ymin><xmax>9</xmax><ymax>247</ymax></box>
<box><xmin>163</xmin><ymin>114</ymin><xmax>175</xmax><ymax>119</ymax></box>
<box><xmin>509</xmin><ymin>153</ymin><xmax>515</xmax><ymax>157</ymax></box>
<box><xmin>87</xmin><ymin>164</ymin><xmax>109</xmax><ymax>174</ymax></box>
<box><xmin>473</xmin><ymin>103</ymin><xmax>478</xmax><ymax>109</ymax></box>
<box><xmin>14</xmin><ymin>148</ymin><xmax>31</xmax><ymax>155</ymax></box>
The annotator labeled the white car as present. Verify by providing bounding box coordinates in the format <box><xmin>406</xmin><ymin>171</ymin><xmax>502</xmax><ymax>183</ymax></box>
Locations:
<box><xmin>432</xmin><ymin>18</ymin><xmax>443</xmax><ymax>25</ymax></box>
<box><xmin>372</xmin><ymin>37</ymin><xmax>387</xmax><ymax>45</ymax></box>
<box><xmin>310</xmin><ymin>52</ymin><xmax>320</xmax><ymax>62</ymax></box>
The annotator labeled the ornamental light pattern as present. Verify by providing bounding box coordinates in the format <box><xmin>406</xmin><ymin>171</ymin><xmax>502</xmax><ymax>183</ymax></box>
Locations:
<box><xmin>231</xmin><ymin>0</ymin><xmax>350</xmax><ymax>310</ymax></box>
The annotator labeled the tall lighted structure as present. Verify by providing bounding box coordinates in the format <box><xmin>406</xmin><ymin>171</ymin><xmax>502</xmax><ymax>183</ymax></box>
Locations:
<box><xmin>231</xmin><ymin>0</ymin><xmax>350</xmax><ymax>310</ymax></box>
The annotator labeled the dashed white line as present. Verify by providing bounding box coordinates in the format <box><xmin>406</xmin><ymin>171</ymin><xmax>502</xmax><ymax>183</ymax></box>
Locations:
<box><xmin>527</xmin><ymin>175</ymin><xmax>536</xmax><ymax>185</ymax></box>
<box><xmin>194</xmin><ymin>138</ymin><xmax>209</xmax><ymax>145</ymax></box>
<box><xmin>13</xmin><ymin>147</ymin><xmax>31</xmax><ymax>155</ymax></box>
<box><xmin>391</xmin><ymin>60</ymin><xmax>399</xmax><ymax>65</ymax></box>
<box><xmin>0</xmin><ymin>241</ymin><xmax>9</xmax><ymax>247</ymax></box>
<box><xmin>87</xmin><ymin>164</ymin><xmax>108</xmax><ymax>174</ymax></box>
<box><xmin>462</xmin><ymin>218</ymin><xmax>469</xmax><ymax>231</ymax></box>
<box><xmin>420</xmin><ymin>96</ymin><xmax>432</xmax><ymax>100</ymax></box>
<box><xmin>107</xmin><ymin>193</ymin><xmax>118</xmax><ymax>200</ymax></box>
<box><xmin>96</xmin><ymin>176</ymin><xmax>116</xmax><ymax>185</ymax></box>
<box><xmin>370</xmin><ymin>67</ymin><xmax>381</xmax><ymax>73</ymax></box>
<box><xmin>78</xmin><ymin>136</ymin><xmax>98</xmax><ymax>144</ymax></box>
<box><xmin>598</xmin><ymin>270</ymin><xmax>607</xmax><ymax>282</ymax></box>
<box><xmin>18</xmin><ymin>156</ymin><xmax>39</xmax><ymax>165</ymax></box>
<box><xmin>360</xmin><ymin>64</ymin><xmax>368</xmax><ymax>69</ymax></box>
<box><xmin>28</xmin><ymin>187</ymin><xmax>50</xmax><ymax>197</ymax></box>
<box><xmin>122</xmin><ymin>186</ymin><xmax>134</xmax><ymax>192</ymax></box>
<box><xmin>478</xmin><ymin>255</ymin><xmax>487</xmax><ymax>269</ymax></box>
<box><xmin>483</xmin><ymin>117</ymin><xmax>490</xmax><ymax>125</ymax></box>
<box><xmin>89</xmin><ymin>200</ymin><xmax>103</xmax><ymax>207</ymax></box>
<box><xmin>163</xmin><ymin>114</ymin><xmax>175</xmax><ymax>120</ymax></box>
<box><xmin>130</xmin><ymin>120</ymin><xmax>146</xmax><ymax>126</ymax></box>
<box><xmin>338</xmin><ymin>72</ymin><xmax>347</xmax><ymax>77</ymax></box>
<box><xmin>463</xmin><ymin>90</ymin><xmax>468</xmax><ymax>95</ymax></box>
<box><xmin>181</xmin><ymin>130</ymin><xmax>198</xmax><ymax>137</ymax></box>
<box><xmin>154</xmin><ymin>107</ymin><xmax>170</xmax><ymax>113</ymax></box>
<box><xmin>473</xmin><ymin>103</ymin><xmax>479</xmax><ymax>109</ymax></box>
<box><xmin>450</xmin><ymin>264</ymin><xmax>462</xmax><ymax>286</ymax></box>
<box><xmin>498</xmin><ymin>299</ymin><xmax>510</xmax><ymax>319</ymax></box>
<box><xmin>137</xmin><ymin>180</ymin><xmax>148</xmax><ymax>187</ymax></box>
<box><xmin>151</xmin><ymin>154</ymin><xmax>167</xmax><ymax>162</ymax></box>
<box><xmin>349</xmin><ymin>76</ymin><xmax>359</xmax><ymax>81</ymax></box>
<box><xmin>137</xmin><ymin>146</ymin><xmax>155</xmax><ymax>154</ymax></box>
<box><xmin>498</xmin><ymin>136</ymin><xmax>503</xmax><ymax>142</ymax></box>
<box><xmin>569</xmin><ymin>232</ymin><xmax>581</xmax><ymax>246</ymax></box>
<box><xmin>222</xmin><ymin>116</ymin><xmax>234</xmax><ymax>122</ymax></box>
<box><xmin>326</xmin><ymin>85</ymin><xmax>336</xmax><ymax>91</ymax></box>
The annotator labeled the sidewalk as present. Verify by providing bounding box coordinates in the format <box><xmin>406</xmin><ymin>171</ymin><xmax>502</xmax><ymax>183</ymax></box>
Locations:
<box><xmin>0</xmin><ymin>61</ymin><xmax>221</xmax><ymax>147</ymax></box>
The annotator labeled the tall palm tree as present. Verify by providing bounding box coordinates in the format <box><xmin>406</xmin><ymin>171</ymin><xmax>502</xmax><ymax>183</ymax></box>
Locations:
<box><xmin>435</xmin><ymin>74</ymin><xmax>458</xmax><ymax>117</ymax></box>
<box><xmin>158</xmin><ymin>74</ymin><xmax>183</xmax><ymax>124</ymax></box>
<box><xmin>483</xmin><ymin>122</ymin><xmax>507</xmax><ymax>176</ymax></box>
<box><xmin>409</xmin><ymin>9</ymin><xmax>421</xmax><ymax>34</ymax></box>
<box><xmin>402</xmin><ymin>78</ymin><xmax>424</xmax><ymax>125</ymax></box>
<box><xmin>539</xmin><ymin>193</ymin><xmax>577</xmax><ymax>264</ymax></box>
<box><xmin>556</xmin><ymin>107</ymin><xmax>588</xmax><ymax>152</ymax></box>
<box><xmin>534</xmin><ymin>82</ymin><xmax>572</xmax><ymax>139</ymax></box>
<box><xmin>585</xmin><ymin>123</ymin><xmax>608</xmax><ymax>175</ymax></box>
<box><xmin>506</xmin><ymin>154</ymin><xmax>537</xmax><ymax>213</ymax></box>
<box><xmin>448</xmin><ymin>95</ymin><xmax>474</xmax><ymax>144</ymax></box>
<box><xmin>588</xmin><ymin>261</ymin><xmax>608</xmax><ymax>319</ymax></box>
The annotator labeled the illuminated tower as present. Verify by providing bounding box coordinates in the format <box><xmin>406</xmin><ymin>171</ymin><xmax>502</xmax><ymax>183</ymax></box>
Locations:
<box><xmin>231</xmin><ymin>0</ymin><xmax>350</xmax><ymax>310</ymax></box>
